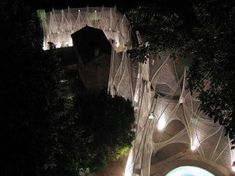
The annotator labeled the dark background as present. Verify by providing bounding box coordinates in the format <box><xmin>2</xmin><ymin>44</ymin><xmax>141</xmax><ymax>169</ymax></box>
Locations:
<box><xmin>28</xmin><ymin>0</ymin><xmax>195</xmax><ymax>32</ymax></box>
<box><xmin>29</xmin><ymin>0</ymin><xmax>193</xmax><ymax>14</ymax></box>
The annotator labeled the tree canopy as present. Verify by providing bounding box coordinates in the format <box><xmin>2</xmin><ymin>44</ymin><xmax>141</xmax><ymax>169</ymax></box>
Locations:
<box><xmin>187</xmin><ymin>0</ymin><xmax>235</xmax><ymax>147</ymax></box>
<box><xmin>1</xmin><ymin>1</ymin><xmax>135</xmax><ymax>176</ymax></box>
<box><xmin>127</xmin><ymin>0</ymin><xmax>235</xmax><ymax>145</ymax></box>
<box><xmin>76</xmin><ymin>90</ymin><xmax>135</xmax><ymax>170</ymax></box>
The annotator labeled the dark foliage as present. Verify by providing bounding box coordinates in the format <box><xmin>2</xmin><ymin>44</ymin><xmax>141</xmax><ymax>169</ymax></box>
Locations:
<box><xmin>75</xmin><ymin>90</ymin><xmax>135</xmax><ymax>171</ymax></box>
<box><xmin>0</xmin><ymin>1</ymin><xmax>135</xmax><ymax>175</ymax></box>
<box><xmin>127</xmin><ymin>1</ymin><xmax>235</xmax><ymax>146</ymax></box>
<box><xmin>126</xmin><ymin>6</ymin><xmax>188</xmax><ymax>62</ymax></box>
<box><xmin>187</xmin><ymin>0</ymin><xmax>235</xmax><ymax>147</ymax></box>
<box><xmin>0</xmin><ymin>1</ymin><xmax>85</xmax><ymax>175</ymax></box>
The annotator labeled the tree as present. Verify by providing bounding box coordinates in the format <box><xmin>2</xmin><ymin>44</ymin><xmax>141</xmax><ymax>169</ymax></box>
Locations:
<box><xmin>75</xmin><ymin>90</ymin><xmax>135</xmax><ymax>171</ymax></box>
<box><xmin>0</xmin><ymin>1</ymin><xmax>85</xmax><ymax>175</ymax></box>
<box><xmin>126</xmin><ymin>5</ymin><xmax>188</xmax><ymax>62</ymax></box>
<box><xmin>187</xmin><ymin>0</ymin><xmax>235</xmax><ymax>146</ymax></box>
<box><xmin>126</xmin><ymin>0</ymin><xmax>235</xmax><ymax>145</ymax></box>
<box><xmin>0</xmin><ymin>1</ymin><xmax>135</xmax><ymax>175</ymax></box>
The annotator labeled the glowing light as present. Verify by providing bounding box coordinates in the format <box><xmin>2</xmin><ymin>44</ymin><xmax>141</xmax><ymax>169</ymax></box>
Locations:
<box><xmin>60</xmin><ymin>79</ymin><xmax>67</xmax><ymax>83</ymax></box>
<box><xmin>69</xmin><ymin>39</ymin><xmax>73</xmax><ymax>46</ymax></box>
<box><xmin>191</xmin><ymin>145</ymin><xmax>197</xmax><ymax>151</ymax></box>
<box><xmin>124</xmin><ymin>148</ymin><xmax>133</xmax><ymax>176</ymax></box>
<box><xmin>115</xmin><ymin>40</ymin><xmax>120</xmax><ymax>47</ymax></box>
<box><xmin>191</xmin><ymin>137</ymin><xmax>200</xmax><ymax>151</ymax></box>
<box><xmin>157</xmin><ymin>114</ymin><xmax>166</xmax><ymax>131</ymax></box>
<box><xmin>148</xmin><ymin>113</ymin><xmax>154</xmax><ymax>119</ymax></box>
<box><xmin>133</xmin><ymin>90</ymin><xmax>139</xmax><ymax>103</ymax></box>
<box><xmin>232</xmin><ymin>166</ymin><xmax>235</xmax><ymax>172</ymax></box>
<box><xmin>114</xmin><ymin>32</ymin><xmax>120</xmax><ymax>48</ymax></box>
<box><xmin>166</xmin><ymin>166</ymin><xmax>214</xmax><ymax>176</ymax></box>
<box><xmin>179</xmin><ymin>96</ymin><xmax>185</xmax><ymax>104</ymax></box>
<box><xmin>43</xmin><ymin>42</ymin><xmax>47</xmax><ymax>50</ymax></box>
<box><xmin>57</xmin><ymin>42</ymin><xmax>61</xmax><ymax>48</ymax></box>
<box><xmin>65</xmin><ymin>39</ymin><xmax>73</xmax><ymax>47</ymax></box>
<box><xmin>232</xmin><ymin>161</ymin><xmax>235</xmax><ymax>172</ymax></box>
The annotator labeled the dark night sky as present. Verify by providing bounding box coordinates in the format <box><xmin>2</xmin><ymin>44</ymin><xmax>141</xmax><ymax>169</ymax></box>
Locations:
<box><xmin>28</xmin><ymin>0</ymin><xmax>195</xmax><ymax>28</ymax></box>
<box><xmin>30</xmin><ymin>0</ymin><xmax>193</xmax><ymax>13</ymax></box>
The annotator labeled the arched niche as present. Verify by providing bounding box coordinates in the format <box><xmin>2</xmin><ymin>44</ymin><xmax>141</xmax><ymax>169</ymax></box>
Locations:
<box><xmin>152</xmin><ymin>119</ymin><xmax>185</xmax><ymax>143</ymax></box>
<box><xmin>151</xmin><ymin>143</ymin><xmax>188</xmax><ymax>165</ymax></box>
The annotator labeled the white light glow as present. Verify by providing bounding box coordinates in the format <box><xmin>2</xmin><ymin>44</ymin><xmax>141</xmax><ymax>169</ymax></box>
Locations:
<box><xmin>191</xmin><ymin>137</ymin><xmax>200</xmax><ymax>151</ymax></box>
<box><xmin>115</xmin><ymin>40</ymin><xmax>120</xmax><ymax>47</ymax></box>
<box><xmin>43</xmin><ymin>42</ymin><xmax>47</xmax><ymax>50</ymax></box>
<box><xmin>57</xmin><ymin>42</ymin><xmax>61</xmax><ymax>48</ymax></box>
<box><xmin>148</xmin><ymin>113</ymin><xmax>154</xmax><ymax>119</ymax></box>
<box><xmin>124</xmin><ymin>148</ymin><xmax>133</xmax><ymax>176</ymax></box>
<box><xmin>60</xmin><ymin>79</ymin><xmax>67</xmax><ymax>83</ymax></box>
<box><xmin>157</xmin><ymin>114</ymin><xmax>166</xmax><ymax>131</ymax></box>
<box><xmin>179</xmin><ymin>96</ymin><xmax>185</xmax><ymax>104</ymax></box>
<box><xmin>65</xmin><ymin>39</ymin><xmax>73</xmax><ymax>47</ymax></box>
<box><xmin>232</xmin><ymin>166</ymin><xmax>235</xmax><ymax>172</ymax></box>
<box><xmin>133</xmin><ymin>93</ymin><xmax>138</xmax><ymax>103</ymax></box>
<box><xmin>232</xmin><ymin>161</ymin><xmax>235</xmax><ymax>172</ymax></box>
<box><xmin>191</xmin><ymin>145</ymin><xmax>197</xmax><ymax>151</ymax></box>
<box><xmin>166</xmin><ymin>166</ymin><xmax>214</xmax><ymax>176</ymax></box>
<box><xmin>114</xmin><ymin>31</ymin><xmax>120</xmax><ymax>48</ymax></box>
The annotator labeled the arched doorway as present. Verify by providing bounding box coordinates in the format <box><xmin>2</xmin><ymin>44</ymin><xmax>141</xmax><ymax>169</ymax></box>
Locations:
<box><xmin>71</xmin><ymin>26</ymin><xmax>112</xmax><ymax>92</ymax></box>
<box><xmin>72</xmin><ymin>26</ymin><xmax>111</xmax><ymax>64</ymax></box>
<box><xmin>165</xmin><ymin>166</ymin><xmax>215</xmax><ymax>176</ymax></box>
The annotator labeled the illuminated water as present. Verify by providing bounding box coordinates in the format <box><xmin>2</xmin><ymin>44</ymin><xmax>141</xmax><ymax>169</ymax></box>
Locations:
<box><xmin>165</xmin><ymin>166</ymin><xmax>215</xmax><ymax>176</ymax></box>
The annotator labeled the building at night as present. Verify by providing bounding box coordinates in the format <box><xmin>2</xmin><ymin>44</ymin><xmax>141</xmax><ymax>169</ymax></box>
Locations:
<box><xmin>38</xmin><ymin>7</ymin><xmax>235</xmax><ymax>176</ymax></box>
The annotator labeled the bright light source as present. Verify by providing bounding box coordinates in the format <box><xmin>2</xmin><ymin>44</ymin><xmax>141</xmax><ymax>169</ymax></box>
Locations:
<box><xmin>157</xmin><ymin>114</ymin><xmax>166</xmax><ymax>131</ymax></box>
<box><xmin>232</xmin><ymin>161</ymin><xmax>235</xmax><ymax>172</ymax></box>
<box><xmin>179</xmin><ymin>96</ymin><xmax>185</xmax><ymax>104</ymax></box>
<box><xmin>66</xmin><ymin>39</ymin><xmax>73</xmax><ymax>47</ymax></box>
<box><xmin>60</xmin><ymin>79</ymin><xmax>67</xmax><ymax>83</ymax></box>
<box><xmin>148</xmin><ymin>113</ymin><xmax>154</xmax><ymax>119</ymax></box>
<box><xmin>232</xmin><ymin>166</ymin><xmax>235</xmax><ymax>172</ymax></box>
<box><xmin>166</xmin><ymin>166</ymin><xmax>215</xmax><ymax>176</ymax></box>
<box><xmin>115</xmin><ymin>40</ymin><xmax>120</xmax><ymax>47</ymax></box>
<box><xmin>133</xmin><ymin>92</ymin><xmax>139</xmax><ymax>103</ymax></box>
<box><xmin>43</xmin><ymin>43</ymin><xmax>47</xmax><ymax>50</ymax></box>
<box><xmin>191</xmin><ymin>137</ymin><xmax>200</xmax><ymax>151</ymax></box>
<box><xmin>191</xmin><ymin>145</ymin><xmax>197</xmax><ymax>151</ymax></box>
<box><xmin>114</xmin><ymin>32</ymin><xmax>120</xmax><ymax>47</ymax></box>
<box><xmin>57</xmin><ymin>42</ymin><xmax>61</xmax><ymax>48</ymax></box>
<box><xmin>124</xmin><ymin>149</ymin><xmax>133</xmax><ymax>176</ymax></box>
